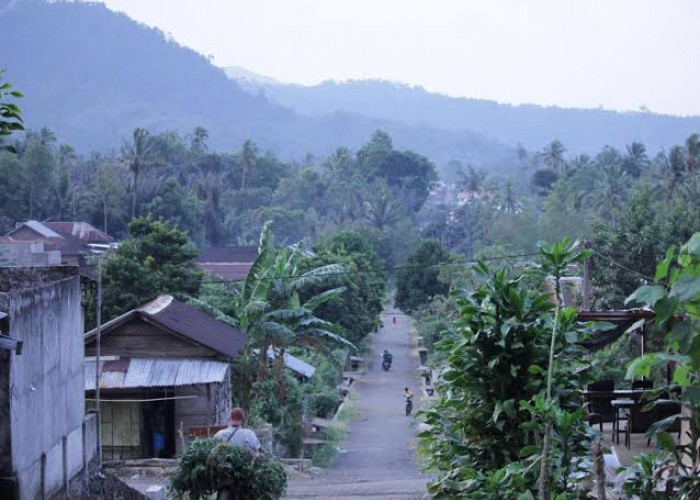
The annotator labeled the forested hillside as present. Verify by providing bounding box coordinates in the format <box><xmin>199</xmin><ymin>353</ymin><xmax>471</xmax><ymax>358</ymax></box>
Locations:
<box><xmin>0</xmin><ymin>0</ymin><xmax>513</xmax><ymax>170</ymax></box>
<box><xmin>236</xmin><ymin>77</ymin><xmax>700</xmax><ymax>154</ymax></box>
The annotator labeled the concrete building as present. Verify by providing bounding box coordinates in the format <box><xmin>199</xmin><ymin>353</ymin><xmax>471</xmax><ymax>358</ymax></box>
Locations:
<box><xmin>0</xmin><ymin>267</ymin><xmax>98</xmax><ymax>500</ymax></box>
<box><xmin>4</xmin><ymin>221</ymin><xmax>115</xmax><ymax>271</ymax></box>
<box><xmin>0</xmin><ymin>239</ymin><xmax>62</xmax><ymax>267</ymax></box>
<box><xmin>84</xmin><ymin>295</ymin><xmax>247</xmax><ymax>459</ymax></box>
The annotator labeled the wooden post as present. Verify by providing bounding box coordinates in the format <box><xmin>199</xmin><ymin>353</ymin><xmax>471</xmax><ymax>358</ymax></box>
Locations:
<box><xmin>62</xmin><ymin>435</ymin><xmax>68</xmax><ymax>491</ymax></box>
<box><xmin>40</xmin><ymin>452</ymin><xmax>47</xmax><ymax>500</ymax></box>
<box><xmin>95</xmin><ymin>256</ymin><xmax>103</xmax><ymax>467</ymax></box>
<box><xmin>583</xmin><ymin>240</ymin><xmax>592</xmax><ymax>310</ymax></box>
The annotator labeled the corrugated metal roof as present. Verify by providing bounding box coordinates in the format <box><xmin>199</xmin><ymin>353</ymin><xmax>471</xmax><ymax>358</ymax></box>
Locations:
<box><xmin>264</xmin><ymin>347</ymin><xmax>316</xmax><ymax>378</ymax></box>
<box><xmin>22</xmin><ymin>221</ymin><xmax>63</xmax><ymax>239</ymax></box>
<box><xmin>85</xmin><ymin>357</ymin><xmax>230</xmax><ymax>390</ymax></box>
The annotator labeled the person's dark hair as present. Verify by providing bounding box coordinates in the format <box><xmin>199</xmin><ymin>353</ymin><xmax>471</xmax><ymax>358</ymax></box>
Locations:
<box><xmin>230</xmin><ymin>407</ymin><xmax>245</xmax><ymax>424</ymax></box>
<box><xmin>405</xmin><ymin>387</ymin><xmax>409</xmax><ymax>391</ymax></box>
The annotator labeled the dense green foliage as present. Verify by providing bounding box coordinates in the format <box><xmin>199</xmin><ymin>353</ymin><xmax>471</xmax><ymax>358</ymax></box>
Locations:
<box><xmin>0</xmin><ymin>70</ymin><xmax>24</xmax><ymax>152</ymax></box>
<box><xmin>419</xmin><ymin>259</ymin><xmax>594</xmax><ymax>499</ymax></box>
<box><xmin>396</xmin><ymin>239</ymin><xmax>451</xmax><ymax>312</ymax></box>
<box><xmin>169</xmin><ymin>438</ymin><xmax>287</xmax><ymax>500</ymax></box>
<box><xmin>302</xmin><ymin>231</ymin><xmax>387</xmax><ymax>344</ymax></box>
<box><xmin>100</xmin><ymin>218</ymin><xmax>204</xmax><ymax>321</ymax></box>
<box><xmin>620</xmin><ymin>233</ymin><xmax>700</xmax><ymax>496</ymax></box>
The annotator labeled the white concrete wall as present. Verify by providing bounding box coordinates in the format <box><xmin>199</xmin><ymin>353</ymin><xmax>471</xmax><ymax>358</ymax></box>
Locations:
<box><xmin>6</xmin><ymin>273</ymin><xmax>93</xmax><ymax>500</ymax></box>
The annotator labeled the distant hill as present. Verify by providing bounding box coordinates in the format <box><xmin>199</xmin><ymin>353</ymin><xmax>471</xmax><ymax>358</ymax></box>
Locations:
<box><xmin>232</xmin><ymin>79</ymin><xmax>700</xmax><ymax>154</ymax></box>
<box><xmin>0</xmin><ymin>0</ymin><xmax>514</xmax><ymax>175</ymax></box>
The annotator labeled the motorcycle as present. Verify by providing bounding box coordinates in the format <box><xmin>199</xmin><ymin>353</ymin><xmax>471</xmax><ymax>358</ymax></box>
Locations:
<box><xmin>405</xmin><ymin>395</ymin><xmax>413</xmax><ymax>416</ymax></box>
<box><xmin>382</xmin><ymin>359</ymin><xmax>392</xmax><ymax>371</ymax></box>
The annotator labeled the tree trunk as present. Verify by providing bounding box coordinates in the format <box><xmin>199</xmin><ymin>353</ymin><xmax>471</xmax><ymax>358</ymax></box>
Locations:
<box><xmin>538</xmin><ymin>424</ymin><xmax>551</xmax><ymax>500</ymax></box>
<box><xmin>29</xmin><ymin>181</ymin><xmax>34</xmax><ymax>219</ymax></box>
<box><xmin>592</xmin><ymin>437</ymin><xmax>606</xmax><ymax>500</ymax></box>
<box><xmin>103</xmin><ymin>200</ymin><xmax>108</xmax><ymax>234</ymax></box>
<box><xmin>132</xmin><ymin>168</ymin><xmax>139</xmax><ymax>219</ymax></box>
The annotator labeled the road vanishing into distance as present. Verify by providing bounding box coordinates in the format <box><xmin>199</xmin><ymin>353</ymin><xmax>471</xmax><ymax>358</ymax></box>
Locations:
<box><xmin>284</xmin><ymin>307</ymin><xmax>430</xmax><ymax>499</ymax></box>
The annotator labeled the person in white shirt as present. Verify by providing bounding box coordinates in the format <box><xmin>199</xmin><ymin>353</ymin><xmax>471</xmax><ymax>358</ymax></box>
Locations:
<box><xmin>213</xmin><ymin>407</ymin><xmax>262</xmax><ymax>453</ymax></box>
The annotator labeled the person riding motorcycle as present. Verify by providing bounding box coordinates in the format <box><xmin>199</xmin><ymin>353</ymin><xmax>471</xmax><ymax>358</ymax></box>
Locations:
<box><xmin>404</xmin><ymin>387</ymin><xmax>414</xmax><ymax>416</ymax></box>
<box><xmin>382</xmin><ymin>349</ymin><xmax>393</xmax><ymax>371</ymax></box>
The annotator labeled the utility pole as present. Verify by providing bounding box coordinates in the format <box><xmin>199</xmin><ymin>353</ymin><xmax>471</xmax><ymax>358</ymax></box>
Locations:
<box><xmin>583</xmin><ymin>240</ymin><xmax>592</xmax><ymax>310</ymax></box>
<box><xmin>95</xmin><ymin>256</ymin><xmax>103</xmax><ymax>467</ymax></box>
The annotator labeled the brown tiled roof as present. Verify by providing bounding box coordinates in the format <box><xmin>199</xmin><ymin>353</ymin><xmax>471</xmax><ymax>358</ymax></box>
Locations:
<box><xmin>85</xmin><ymin>295</ymin><xmax>246</xmax><ymax>359</ymax></box>
<box><xmin>198</xmin><ymin>245</ymin><xmax>258</xmax><ymax>264</ymax></box>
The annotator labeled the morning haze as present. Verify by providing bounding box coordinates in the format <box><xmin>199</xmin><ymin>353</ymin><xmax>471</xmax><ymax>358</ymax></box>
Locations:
<box><xmin>1</xmin><ymin>1</ymin><xmax>699</xmax><ymax>500</ymax></box>
<box><xmin>94</xmin><ymin>0</ymin><xmax>700</xmax><ymax>116</ymax></box>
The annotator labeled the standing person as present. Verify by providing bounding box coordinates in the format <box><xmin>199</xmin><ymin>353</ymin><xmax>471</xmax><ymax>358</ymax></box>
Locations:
<box><xmin>214</xmin><ymin>407</ymin><xmax>262</xmax><ymax>453</ymax></box>
<box><xmin>404</xmin><ymin>387</ymin><xmax>414</xmax><ymax>416</ymax></box>
<box><xmin>213</xmin><ymin>408</ymin><xmax>263</xmax><ymax>500</ymax></box>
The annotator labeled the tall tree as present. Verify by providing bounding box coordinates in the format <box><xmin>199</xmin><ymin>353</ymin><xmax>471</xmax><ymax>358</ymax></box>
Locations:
<box><xmin>395</xmin><ymin>239</ymin><xmax>452</xmax><ymax>311</ymax></box>
<box><xmin>121</xmin><ymin>127</ymin><xmax>156</xmax><ymax>219</ymax></box>
<box><xmin>540</xmin><ymin>139</ymin><xmax>567</xmax><ymax>172</ymax></box>
<box><xmin>238</xmin><ymin>139</ymin><xmax>259</xmax><ymax>190</ymax></box>
<box><xmin>100</xmin><ymin>217</ymin><xmax>204</xmax><ymax>321</ymax></box>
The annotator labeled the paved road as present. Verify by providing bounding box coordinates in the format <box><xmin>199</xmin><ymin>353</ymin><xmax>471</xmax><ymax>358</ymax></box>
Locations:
<box><xmin>285</xmin><ymin>307</ymin><xmax>430</xmax><ymax>499</ymax></box>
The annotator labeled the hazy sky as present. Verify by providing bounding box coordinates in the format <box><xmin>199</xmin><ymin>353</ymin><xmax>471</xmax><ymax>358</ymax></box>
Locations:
<box><xmin>92</xmin><ymin>0</ymin><xmax>700</xmax><ymax>116</ymax></box>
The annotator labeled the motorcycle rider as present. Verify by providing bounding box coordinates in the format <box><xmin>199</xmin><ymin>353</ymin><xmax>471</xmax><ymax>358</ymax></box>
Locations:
<box><xmin>382</xmin><ymin>349</ymin><xmax>393</xmax><ymax>370</ymax></box>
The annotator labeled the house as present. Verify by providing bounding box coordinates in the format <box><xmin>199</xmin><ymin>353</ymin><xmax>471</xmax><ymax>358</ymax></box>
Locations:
<box><xmin>0</xmin><ymin>240</ymin><xmax>61</xmax><ymax>267</ymax></box>
<box><xmin>84</xmin><ymin>295</ymin><xmax>247</xmax><ymax>460</ymax></box>
<box><xmin>197</xmin><ymin>245</ymin><xmax>258</xmax><ymax>281</ymax></box>
<box><xmin>0</xmin><ymin>267</ymin><xmax>98</xmax><ymax>500</ymax></box>
<box><xmin>4</xmin><ymin>220</ymin><xmax>115</xmax><ymax>269</ymax></box>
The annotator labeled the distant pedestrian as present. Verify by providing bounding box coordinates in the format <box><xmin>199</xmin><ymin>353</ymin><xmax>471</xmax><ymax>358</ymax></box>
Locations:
<box><xmin>213</xmin><ymin>407</ymin><xmax>262</xmax><ymax>453</ymax></box>
<box><xmin>392</xmin><ymin>315</ymin><xmax>397</xmax><ymax>325</ymax></box>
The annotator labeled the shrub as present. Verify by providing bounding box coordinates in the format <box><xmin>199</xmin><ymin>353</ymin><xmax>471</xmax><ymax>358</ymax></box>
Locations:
<box><xmin>309</xmin><ymin>391</ymin><xmax>341</xmax><ymax>418</ymax></box>
<box><xmin>169</xmin><ymin>438</ymin><xmax>287</xmax><ymax>500</ymax></box>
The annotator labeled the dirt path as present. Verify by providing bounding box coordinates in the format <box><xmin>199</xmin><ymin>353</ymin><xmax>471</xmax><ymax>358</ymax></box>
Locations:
<box><xmin>284</xmin><ymin>307</ymin><xmax>430</xmax><ymax>499</ymax></box>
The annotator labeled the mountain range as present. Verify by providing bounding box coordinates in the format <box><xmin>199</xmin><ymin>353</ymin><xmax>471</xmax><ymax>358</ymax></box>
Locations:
<box><xmin>2</xmin><ymin>0</ymin><xmax>698</xmax><ymax>177</ymax></box>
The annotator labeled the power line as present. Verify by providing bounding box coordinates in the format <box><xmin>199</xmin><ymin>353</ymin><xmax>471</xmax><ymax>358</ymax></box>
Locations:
<box><xmin>591</xmin><ymin>249</ymin><xmax>656</xmax><ymax>283</ymax></box>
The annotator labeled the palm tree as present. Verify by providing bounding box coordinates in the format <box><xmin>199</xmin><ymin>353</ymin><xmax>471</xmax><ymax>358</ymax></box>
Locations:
<box><xmin>238</xmin><ymin>139</ymin><xmax>258</xmax><ymax>190</ymax></box>
<box><xmin>189</xmin><ymin>126</ymin><xmax>209</xmax><ymax>154</ymax></box>
<box><xmin>363</xmin><ymin>182</ymin><xmax>402</xmax><ymax>230</ymax></box>
<box><xmin>623</xmin><ymin>142</ymin><xmax>648</xmax><ymax>178</ymax></box>
<box><xmin>121</xmin><ymin>127</ymin><xmax>156</xmax><ymax>219</ymax></box>
<box><xmin>590</xmin><ymin>163</ymin><xmax>627</xmax><ymax>227</ymax></box>
<box><xmin>541</xmin><ymin>140</ymin><xmax>567</xmax><ymax>172</ymax></box>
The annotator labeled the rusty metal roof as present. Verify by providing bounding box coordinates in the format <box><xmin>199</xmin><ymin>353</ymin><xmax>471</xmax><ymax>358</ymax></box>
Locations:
<box><xmin>85</xmin><ymin>357</ymin><xmax>230</xmax><ymax>390</ymax></box>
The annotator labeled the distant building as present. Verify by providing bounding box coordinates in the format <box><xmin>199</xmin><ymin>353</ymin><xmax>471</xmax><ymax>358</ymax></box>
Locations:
<box><xmin>197</xmin><ymin>245</ymin><xmax>258</xmax><ymax>281</ymax></box>
<box><xmin>0</xmin><ymin>267</ymin><xmax>98</xmax><ymax>500</ymax></box>
<box><xmin>4</xmin><ymin>221</ymin><xmax>115</xmax><ymax>270</ymax></box>
<box><xmin>0</xmin><ymin>239</ymin><xmax>61</xmax><ymax>267</ymax></box>
<box><xmin>84</xmin><ymin>295</ymin><xmax>247</xmax><ymax>459</ymax></box>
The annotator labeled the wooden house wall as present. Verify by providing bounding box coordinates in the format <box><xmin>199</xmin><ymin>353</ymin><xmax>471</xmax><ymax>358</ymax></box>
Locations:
<box><xmin>85</xmin><ymin>318</ymin><xmax>215</xmax><ymax>358</ymax></box>
<box><xmin>94</xmin><ymin>399</ymin><xmax>142</xmax><ymax>460</ymax></box>
<box><xmin>174</xmin><ymin>375</ymin><xmax>231</xmax><ymax>454</ymax></box>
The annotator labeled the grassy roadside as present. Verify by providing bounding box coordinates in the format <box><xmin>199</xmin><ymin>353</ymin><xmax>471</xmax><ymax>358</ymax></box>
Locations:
<box><xmin>310</xmin><ymin>392</ymin><xmax>358</xmax><ymax>467</ymax></box>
